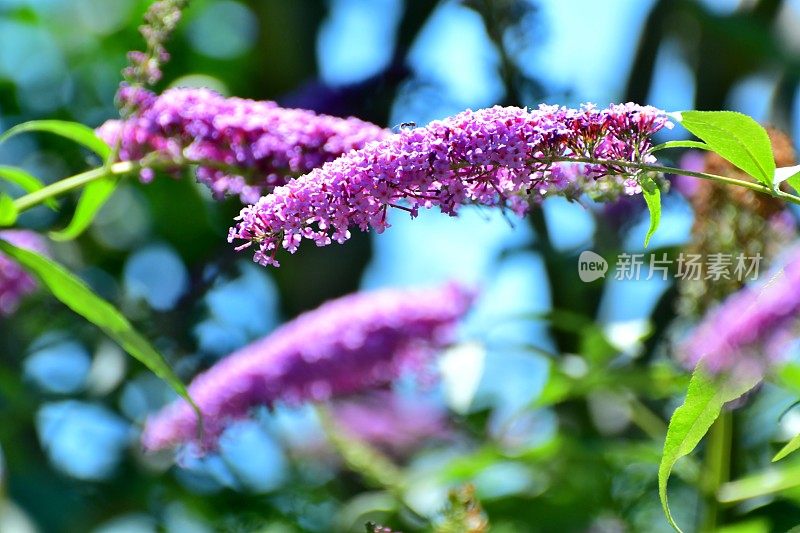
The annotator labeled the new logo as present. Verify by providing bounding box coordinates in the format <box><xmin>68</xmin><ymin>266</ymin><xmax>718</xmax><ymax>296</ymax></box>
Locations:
<box><xmin>578</xmin><ymin>250</ymin><xmax>608</xmax><ymax>282</ymax></box>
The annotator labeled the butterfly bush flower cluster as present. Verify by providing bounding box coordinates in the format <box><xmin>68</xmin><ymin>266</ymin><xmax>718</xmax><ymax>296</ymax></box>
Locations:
<box><xmin>97</xmin><ymin>87</ymin><xmax>389</xmax><ymax>203</ymax></box>
<box><xmin>141</xmin><ymin>283</ymin><xmax>474</xmax><ymax>451</ymax></box>
<box><xmin>228</xmin><ymin>103</ymin><xmax>672</xmax><ymax>266</ymax></box>
<box><xmin>681</xmin><ymin>246</ymin><xmax>800</xmax><ymax>376</ymax></box>
<box><xmin>0</xmin><ymin>231</ymin><xmax>47</xmax><ymax>316</ymax></box>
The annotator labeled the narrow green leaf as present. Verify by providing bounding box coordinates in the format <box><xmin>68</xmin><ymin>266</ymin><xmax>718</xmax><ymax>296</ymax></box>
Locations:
<box><xmin>0</xmin><ymin>120</ymin><xmax>111</xmax><ymax>161</ymax></box>
<box><xmin>659</xmin><ymin>366</ymin><xmax>760</xmax><ymax>532</ymax></box>
<box><xmin>673</xmin><ymin>110</ymin><xmax>775</xmax><ymax>188</ymax></box>
<box><xmin>0</xmin><ymin>194</ymin><xmax>18</xmax><ymax>226</ymax></box>
<box><xmin>641</xmin><ymin>174</ymin><xmax>661</xmax><ymax>248</ymax></box>
<box><xmin>650</xmin><ymin>140</ymin><xmax>711</xmax><ymax>153</ymax></box>
<box><xmin>775</xmin><ymin>165</ymin><xmax>800</xmax><ymax>196</ymax></box>
<box><xmin>786</xmin><ymin>174</ymin><xmax>800</xmax><ymax>197</ymax></box>
<box><xmin>719</xmin><ymin>463</ymin><xmax>800</xmax><ymax>504</ymax></box>
<box><xmin>716</xmin><ymin>519</ymin><xmax>771</xmax><ymax>533</ymax></box>
<box><xmin>0</xmin><ymin>166</ymin><xmax>58</xmax><ymax>210</ymax></box>
<box><xmin>773</xmin><ymin>432</ymin><xmax>800</xmax><ymax>462</ymax></box>
<box><xmin>49</xmin><ymin>177</ymin><xmax>118</xmax><ymax>241</ymax></box>
<box><xmin>0</xmin><ymin>240</ymin><xmax>199</xmax><ymax>418</ymax></box>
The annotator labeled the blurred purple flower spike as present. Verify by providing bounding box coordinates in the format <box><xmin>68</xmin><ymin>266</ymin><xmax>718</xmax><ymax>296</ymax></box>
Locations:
<box><xmin>681</xmin><ymin>246</ymin><xmax>800</xmax><ymax>376</ymax></box>
<box><xmin>141</xmin><ymin>282</ymin><xmax>474</xmax><ymax>452</ymax></box>
<box><xmin>0</xmin><ymin>230</ymin><xmax>48</xmax><ymax>316</ymax></box>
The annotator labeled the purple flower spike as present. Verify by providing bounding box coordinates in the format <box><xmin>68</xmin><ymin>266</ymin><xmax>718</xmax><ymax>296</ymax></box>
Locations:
<box><xmin>0</xmin><ymin>230</ymin><xmax>47</xmax><ymax>316</ymax></box>
<box><xmin>681</xmin><ymin>246</ymin><xmax>800</xmax><ymax>376</ymax></box>
<box><xmin>228</xmin><ymin>102</ymin><xmax>671</xmax><ymax>267</ymax></box>
<box><xmin>97</xmin><ymin>87</ymin><xmax>389</xmax><ymax>204</ymax></box>
<box><xmin>141</xmin><ymin>283</ymin><xmax>474</xmax><ymax>452</ymax></box>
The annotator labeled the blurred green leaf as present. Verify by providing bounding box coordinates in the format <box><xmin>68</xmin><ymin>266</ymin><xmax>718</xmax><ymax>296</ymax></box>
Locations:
<box><xmin>534</xmin><ymin>361</ymin><xmax>574</xmax><ymax>407</ymax></box>
<box><xmin>0</xmin><ymin>165</ymin><xmax>57</xmax><ymax>210</ymax></box>
<box><xmin>774</xmin><ymin>433</ymin><xmax>800</xmax><ymax>462</ymax></box>
<box><xmin>716</xmin><ymin>519</ymin><xmax>771</xmax><ymax>533</ymax></box>
<box><xmin>719</xmin><ymin>461</ymin><xmax>800</xmax><ymax>503</ymax></box>
<box><xmin>650</xmin><ymin>140</ymin><xmax>711</xmax><ymax>153</ymax></box>
<box><xmin>49</xmin><ymin>177</ymin><xmax>119</xmax><ymax>241</ymax></box>
<box><xmin>641</xmin><ymin>174</ymin><xmax>660</xmax><ymax>247</ymax></box>
<box><xmin>0</xmin><ymin>240</ymin><xmax>198</xmax><ymax>417</ymax></box>
<box><xmin>659</xmin><ymin>365</ymin><xmax>760</xmax><ymax>532</ymax></box>
<box><xmin>524</xmin><ymin>310</ymin><xmax>618</xmax><ymax>363</ymax></box>
<box><xmin>0</xmin><ymin>194</ymin><xmax>18</xmax><ymax>226</ymax></box>
<box><xmin>534</xmin><ymin>361</ymin><xmax>687</xmax><ymax>408</ymax></box>
<box><xmin>0</xmin><ymin>120</ymin><xmax>111</xmax><ymax>161</ymax></box>
<box><xmin>776</xmin><ymin>362</ymin><xmax>800</xmax><ymax>396</ymax></box>
<box><xmin>673</xmin><ymin>110</ymin><xmax>775</xmax><ymax>188</ymax></box>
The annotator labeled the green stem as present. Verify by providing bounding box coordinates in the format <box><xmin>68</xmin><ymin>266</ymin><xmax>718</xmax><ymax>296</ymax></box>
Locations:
<box><xmin>315</xmin><ymin>406</ymin><xmax>429</xmax><ymax>526</ymax></box>
<box><xmin>12</xmin><ymin>161</ymin><xmax>139</xmax><ymax>213</ymax></box>
<box><xmin>699</xmin><ymin>412</ymin><xmax>732</xmax><ymax>532</ymax></box>
<box><xmin>547</xmin><ymin>156</ymin><xmax>800</xmax><ymax>206</ymax></box>
<box><xmin>9</xmin><ymin>155</ymin><xmax>293</xmax><ymax>214</ymax></box>
<box><xmin>718</xmin><ymin>461</ymin><xmax>800</xmax><ymax>503</ymax></box>
<box><xmin>628</xmin><ymin>396</ymin><xmax>668</xmax><ymax>441</ymax></box>
<box><xmin>10</xmin><ymin>153</ymin><xmax>800</xmax><ymax>216</ymax></box>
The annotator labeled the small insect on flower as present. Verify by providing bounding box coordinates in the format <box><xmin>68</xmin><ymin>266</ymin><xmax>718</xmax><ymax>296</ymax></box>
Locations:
<box><xmin>392</xmin><ymin>121</ymin><xmax>417</xmax><ymax>132</ymax></box>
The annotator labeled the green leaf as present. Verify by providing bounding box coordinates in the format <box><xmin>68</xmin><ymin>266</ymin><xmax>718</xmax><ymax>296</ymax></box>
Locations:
<box><xmin>641</xmin><ymin>174</ymin><xmax>661</xmax><ymax>248</ymax></box>
<box><xmin>716</xmin><ymin>519</ymin><xmax>771</xmax><ymax>533</ymax></box>
<box><xmin>775</xmin><ymin>165</ymin><xmax>800</xmax><ymax>196</ymax></box>
<box><xmin>773</xmin><ymin>432</ymin><xmax>800</xmax><ymax>462</ymax></box>
<box><xmin>718</xmin><ymin>462</ymin><xmax>800</xmax><ymax>504</ymax></box>
<box><xmin>659</xmin><ymin>366</ymin><xmax>760</xmax><ymax>532</ymax></box>
<box><xmin>649</xmin><ymin>140</ymin><xmax>712</xmax><ymax>153</ymax></box>
<box><xmin>777</xmin><ymin>362</ymin><xmax>800</xmax><ymax>395</ymax></box>
<box><xmin>0</xmin><ymin>120</ymin><xmax>111</xmax><ymax>161</ymax></box>
<box><xmin>0</xmin><ymin>240</ymin><xmax>199</xmax><ymax>419</ymax></box>
<box><xmin>49</xmin><ymin>177</ymin><xmax>118</xmax><ymax>241</ymax></box>
<box><xmin>0</xmin><ymin>165</ymin><xmax>57</xmax><ymax>210</ymax></box>
<box><xmin>786</xmin><ymin>175</ymin><xmax>800</xmax><ymax>196</ymax></box>
<box><xmin>0</xmin><ymin>194</ymin><xmax>18</xmax><ymax>226</ymax></box>
<box><xmin>673</xmin><ymin>110</ymin><xmax>775</xmax><ymax>188</ymax></box>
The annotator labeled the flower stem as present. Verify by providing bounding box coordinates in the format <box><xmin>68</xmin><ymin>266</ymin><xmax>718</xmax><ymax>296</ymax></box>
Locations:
<box><xmin>315</xmin><ymin>405</ymin><xmax>429</xmax><ymax>526</ymax></box>
<box><xmin>548</xmin><ymin>156</ymin><xmax>800</xmax><ymax>206</ymax></box>
<box><xmin>699</xmin><ymin>412</ymin><xmax>731</xmax><ymax>532</ymax></box>
<box><xmin>12</xmin><ymin>161</ymin><xmax>140</xmax><ymax>213</ymax></box>
<box><xmin>9</xmin><ymin>153</ymin><xmax>800</xmax><ymax>216</ymax></box>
